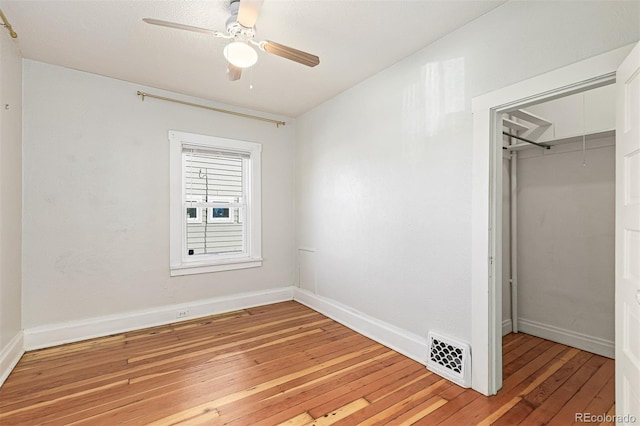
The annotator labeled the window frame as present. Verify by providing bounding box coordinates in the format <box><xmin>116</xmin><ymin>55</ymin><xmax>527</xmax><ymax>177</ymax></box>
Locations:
<box><xmin>169</xmin><ymin>130</ymin><xmax>262</xmax><ymax>276</ymax></box>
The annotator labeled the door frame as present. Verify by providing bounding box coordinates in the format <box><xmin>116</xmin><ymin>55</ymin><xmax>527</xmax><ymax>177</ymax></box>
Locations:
<box><xmin>470</xmin><ymin>43</ymin><xmax>635</xmax><ymax>396</ymax></box>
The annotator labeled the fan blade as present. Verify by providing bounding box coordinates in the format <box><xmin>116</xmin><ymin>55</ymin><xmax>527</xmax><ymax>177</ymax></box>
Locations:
<box><xmin>261</xmin><ymin>41</ymin><xmax>319</xmax><ymax>67</ymax></box>
<box><xmin>227</xmin><ymin>63</ymin><xmax>242</xmax><ymax>81</ymax></box>
<box><xmin>237</xmin><ymin>0</ymin><xmax>263</xmax><ymax>28</ymax></box>
<box><xmin>143</xmin><ymin>18</ymin><xmax>226</xmax><ymax>37</ymax></box>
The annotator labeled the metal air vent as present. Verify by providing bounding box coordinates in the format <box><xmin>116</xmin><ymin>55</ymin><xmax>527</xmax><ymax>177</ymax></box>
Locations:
<box><xmin>427</xmin><ymin>331</ymin><xmax>471</xmax><ymax>388</ymax></box>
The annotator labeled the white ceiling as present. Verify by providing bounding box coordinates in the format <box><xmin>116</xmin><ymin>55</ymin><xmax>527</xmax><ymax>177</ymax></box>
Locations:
<box><xmin>1</xmin><ymin>0</ymin><xmax>504</xmax><ymax>117</ymax></box>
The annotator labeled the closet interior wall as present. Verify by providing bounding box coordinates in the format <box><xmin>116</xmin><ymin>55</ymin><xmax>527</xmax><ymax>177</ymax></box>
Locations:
<box><xmin>502</xmin><ymin>85</ymin><xmax>616</xmax><ymax>358</ymax></box>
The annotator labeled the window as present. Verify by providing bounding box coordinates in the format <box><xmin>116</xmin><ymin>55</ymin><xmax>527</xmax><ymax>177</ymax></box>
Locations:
<box><xmin>186</xmin><ymin>196</ymin><xmax>203</xmax><ymax>223</ymax></box>
<box><xmin>169</xmin><ymin>130</ymin><xmax>262</xmax><ymax>275</ymax></box>
<box><xmin>207</xmin><ymin>196</ymin><xmax>235</xmax><ymax>223</ymax></box>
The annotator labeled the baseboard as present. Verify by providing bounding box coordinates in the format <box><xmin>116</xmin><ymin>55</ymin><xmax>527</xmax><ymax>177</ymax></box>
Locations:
<box><xmin>0</xmin><ymin>332</ymin><xmax>25</xmax><ymax>387</ymax></box>
<box><xmin>293</xmin><ymin>288</ymin><xmax>429</xmax><ymax>365</ymax></box>
<box><xmin>502</xmin><ymin>319</ymin><xmax>513</xmax><ymax>336</ymax></box>
<box><xmin>24</xmin><ymin>286</ymin><xmax>294</xmax><ymax>351</ymax></box>
<box><xmin>518</xmin><ymin>318</ymin><xmax>614</xmax><ymax>358</ymax></box>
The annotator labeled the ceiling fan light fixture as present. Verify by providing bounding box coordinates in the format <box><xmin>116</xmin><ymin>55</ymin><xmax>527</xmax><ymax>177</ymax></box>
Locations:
<box><xmin>223</xmin><ymin>41</ymin><xmax>258</xmax><ymax>68</ymax></box>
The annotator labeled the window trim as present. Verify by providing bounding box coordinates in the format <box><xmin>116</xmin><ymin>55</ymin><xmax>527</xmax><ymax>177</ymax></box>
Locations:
<box><xmin>169</xmin><ymin>130</ymin><xmax>262</xmax><ymax>276</ymax></box>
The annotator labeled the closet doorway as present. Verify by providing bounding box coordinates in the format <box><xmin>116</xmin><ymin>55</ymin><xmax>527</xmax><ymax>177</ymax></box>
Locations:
<box><xmin>470</xmin><ymin>44</ymin><xmax>640</xmax><ymax>402</ymax></box>
<box><xmin>500</xmin><ymin>84</ymin><xmax>616</xmax><ymax>359</ymax></box>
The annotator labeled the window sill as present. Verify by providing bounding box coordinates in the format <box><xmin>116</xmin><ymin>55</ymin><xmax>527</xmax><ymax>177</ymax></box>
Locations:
<box><xmin>170</xmin><ymin>258</ymin><xmax>263</xmax><ymax>276</ymax></box>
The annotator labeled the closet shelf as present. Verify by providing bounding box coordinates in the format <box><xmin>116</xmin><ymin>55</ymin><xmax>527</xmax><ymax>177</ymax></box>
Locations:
<box><xmin>505</xmin><ymin>129</ymin><xmax>614</xmax><ymax>151</ymax></box>
<box><xmin>503</xmin><ymin>118</ymin><xmax>530</xmax><ymax>132</ymax></box>
<box><xmin>508</xmin><ymin>109</ymin><xmax>552</xmax><ymax>127</ymax></box>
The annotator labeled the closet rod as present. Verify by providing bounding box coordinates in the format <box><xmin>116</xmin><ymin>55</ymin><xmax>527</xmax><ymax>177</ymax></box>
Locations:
<box><xmin>502</xmin><ymin>131</ymin><xmax>550</xmax><ymax>149</ymax></box>
<box><xmin>136</xmin><ymin>91</ymin><xmax>286</xmax><ymax>127</ymax></box>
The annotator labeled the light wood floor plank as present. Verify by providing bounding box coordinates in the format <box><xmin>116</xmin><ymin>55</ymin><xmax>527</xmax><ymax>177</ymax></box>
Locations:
<box><xmin>598</xmin><ymin>404</ymin><xmax>617</xmax><ymax>426</ymax></box>
<box><xmin>412</xmin><ymin>388</ymin><xmax>479</xmax><ymax>425</ymax></box>
<box><xmin>210</xmin><ymin>351</ymin><xmax>406</xmax><ymax>425</ymax></box>
<box><xmin>578</xmin><ymin>376</ymin><xmax>616</xmax><ymax>426</ymax></box>
<box><xmin>354</xmin><ymin>380</ymin><xmax>447</xmax><ymax>426</ymax></box>
<box><xmin>0</xmin><ymin>303</ymin><xmax>615</xmax><ymax>425</ymax></box>
<box><xmin>276</xmin><ymin>411</ymin><xmax>315</xmax><ymax>426</ymax></box>
<box><xmin>306</xmin><ymin>398</ymin><xmax>370</xmax><ymax>426</ymax></box>
<box><xmin>518</xmin><ymin>354</ymin><xmax>608</xmax><ymax>425</ymax></box>
<box><xmin>547</xmin><ymin>358</ymin><xmax>615</xmax><ymax>426</ymax></box>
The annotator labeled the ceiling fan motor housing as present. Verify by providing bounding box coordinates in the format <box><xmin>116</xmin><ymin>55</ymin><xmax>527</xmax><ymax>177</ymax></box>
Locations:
<box><xmin>226</xmin><ymin>0</ymin><xmax>255</xmax><ymax>40</ymax></box>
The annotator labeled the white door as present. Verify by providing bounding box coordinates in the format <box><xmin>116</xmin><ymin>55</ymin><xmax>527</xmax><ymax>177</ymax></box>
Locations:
<box><xmin>616</xmin><ymin>41</ymin><xmax>640</xmax><ymax>425</ymax></box>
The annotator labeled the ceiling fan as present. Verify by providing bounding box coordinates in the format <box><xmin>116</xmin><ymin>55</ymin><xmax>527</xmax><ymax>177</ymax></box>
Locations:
<box><xmin>143</xmin><ymin>0</ymin><xmax>320</xmax><ymax>81</ymax></box>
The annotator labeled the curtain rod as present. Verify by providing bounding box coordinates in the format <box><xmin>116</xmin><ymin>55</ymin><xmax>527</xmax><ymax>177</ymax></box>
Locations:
<box><xmin>136</xmin><ymin>91</ymin><xmax>285</xmax><ymax>128</ymax></box>
<box><xmin>0</xmin><ymin>9</ymin><xmax>17</xmax><ymax>38</ymax></box>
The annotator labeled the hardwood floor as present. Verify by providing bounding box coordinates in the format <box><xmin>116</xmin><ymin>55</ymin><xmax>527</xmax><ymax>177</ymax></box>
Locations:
<box><xmin>0</xmin><ymin>301</ymin><xmax>615</xmax><ymax>425</ymax></box>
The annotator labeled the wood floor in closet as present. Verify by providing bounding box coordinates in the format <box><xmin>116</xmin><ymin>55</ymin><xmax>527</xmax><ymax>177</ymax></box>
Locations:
<box><xmin>0</xmin><ymin>301</ymin><xmax>615</xmax><ymax>425</ymax></box>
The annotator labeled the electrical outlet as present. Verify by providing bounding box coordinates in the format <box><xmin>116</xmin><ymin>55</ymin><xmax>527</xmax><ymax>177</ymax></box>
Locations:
<box><xmin>176</xmin><ymin>309</ymin><xmax>189</xmax><ymax>318</ymax></box>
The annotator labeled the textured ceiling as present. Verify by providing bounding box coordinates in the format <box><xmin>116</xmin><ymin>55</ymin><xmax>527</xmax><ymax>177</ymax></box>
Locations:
<box><xmin>0</xmin><ymin>0</ymin><xmax>504</xmax><ymax>117</ymax></box>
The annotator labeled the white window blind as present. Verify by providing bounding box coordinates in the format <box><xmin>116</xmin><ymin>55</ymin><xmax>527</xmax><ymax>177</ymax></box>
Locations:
<box><xmin>184</xmin><ymin>149</ymin><xmax>247</xmax><ymax>256</ymax></box>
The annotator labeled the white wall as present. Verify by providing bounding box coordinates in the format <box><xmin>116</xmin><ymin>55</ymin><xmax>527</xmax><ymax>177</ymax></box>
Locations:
<box><xmin>517</xmin><ymin>136</ymin><xmax>615</xmax><ymax>355</ymax></box>
<box><xmin>0</xmin><ymin>32</ymin><xmax>23</xmax><ymax>382</ymax></box>
<box><xmin>295</xmin><ymin>1</ymin><xmax>639</xmax><ymax>347</ymax></box>
<box><xmin>22</xmin><ymin>60</ymin><xmax>296</xmax><ymax>330</ymax></box>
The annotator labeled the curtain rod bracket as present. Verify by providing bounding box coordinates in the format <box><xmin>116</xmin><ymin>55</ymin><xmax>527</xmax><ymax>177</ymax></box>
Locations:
<box><xmin>136</xmin><ymin>90</ymin><xmax>285</xmax><ymax>127</ymax></box>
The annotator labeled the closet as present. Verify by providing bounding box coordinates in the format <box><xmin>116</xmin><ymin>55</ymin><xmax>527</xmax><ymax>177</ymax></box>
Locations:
<box><xmin>501</xmin><ymin>84</ymin><xmax>615</xmax><ymax>358</ymax></box>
